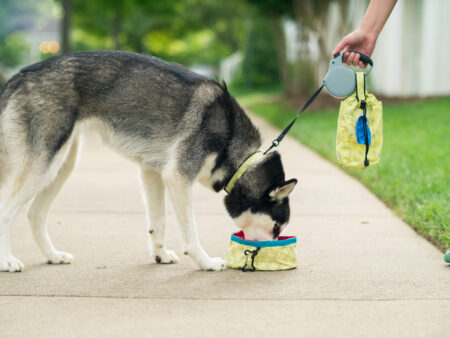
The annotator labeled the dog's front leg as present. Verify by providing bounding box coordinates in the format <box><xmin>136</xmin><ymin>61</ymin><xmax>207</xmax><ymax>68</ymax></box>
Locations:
<box><xmin>139</xmin><ymin>167</ymin><xmax>178</xmax><ymax>264</ymax></box>
<box><xmin>163</xmin><ymin>172</ymin><xmax>225</xmax><ymax>271</ymax></box>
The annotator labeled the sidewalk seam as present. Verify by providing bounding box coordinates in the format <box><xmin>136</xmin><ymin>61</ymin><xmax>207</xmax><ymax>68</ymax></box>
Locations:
<box><xmin>1</xmin><ymin>295</ymin><xmax>449</xmax><ymax>301</ymax></box>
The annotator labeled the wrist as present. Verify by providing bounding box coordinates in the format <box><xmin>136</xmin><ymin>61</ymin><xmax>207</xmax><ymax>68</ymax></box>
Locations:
<box><xmin>357</xmin><ymin>26</ymin><xmax>378</xmax><ymax>45</ymax></box>
<box><xmin>358</xmin><ymin>23</ymin><xmax>380</xmax><ymax>41</ymax></box>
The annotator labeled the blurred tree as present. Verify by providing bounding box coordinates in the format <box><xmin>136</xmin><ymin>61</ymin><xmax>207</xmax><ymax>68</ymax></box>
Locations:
<box><xmin>0</xmin><ymin>0</ymin><xmax>36</xmax><ymax>80</ymax></box>
<box><xmin>143</xmin><ymin>0</ymin><xmax>248</xmax><ymax>66</ymax></box>
<box><xmin>68</xmin><ymin>0</ymin><xmax>247</xmax><ymax>67</ymax></box>
<box><xmin>122</xmin><ymin>1</ymin><xmax>175</xmax><ymax>53</ymax></box>
<box><xmin>336</xmin><ymin>0</ymin><xmax>352</xmax><ymax>39</ymax></box>
<box><xmin>174</xmin><ymin>0</ymin><xmax>247</xmax><ymax>54</ymax></box>
<box><xmin>247</xmin><ymin>0</ymin><xmax>350</xmax><ymax>95</ymax></box>
<box><xmin>294</xmin><ymin>0</ymin><xmax>330</xmax><ymax>62</ymax></box>
<box><xmin>234</xmin><ymin>13</ymin><xmax>279</xmax><ymax>88</ymax></box>
<box><xmin>56</xmin><ymin>0</ymin><xmax>348</xmax><ymax>93</ymax></box>
<box><xmin>246</xmin><ymin>0</ymin><xmax>292</xmax><ymax>93</ymax></box>
<box><xmin>60</xmin><ymin>0</ymin><xmax>72</xmax><ymax>53</ymax></box>
<box><xmin>293</xmin><ymin>0</ymin><xmax>330</xmax><ymax>88</ymax></box>
<box><xmin>70</xmin><ymin>0</ymin><xmax>132</xmax><ymax>50</ymax></box>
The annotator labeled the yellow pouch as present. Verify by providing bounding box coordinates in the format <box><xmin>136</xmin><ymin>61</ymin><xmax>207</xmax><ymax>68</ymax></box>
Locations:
<box><xmin>227</xmin><ymin>231</ymin><xmax>297</xmax><ymax>271</ymax></box>
<box><xmin>336</xmin><ymin>72</ymin><xmax>383</xmax><ymax>169</ymax></box>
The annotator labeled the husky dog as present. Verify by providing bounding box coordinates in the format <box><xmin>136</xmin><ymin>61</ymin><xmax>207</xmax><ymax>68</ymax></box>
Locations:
<box><xmin>0</xmin><ymin>51</ymin><xmax>297</xmax><ymax>272</ymax></box>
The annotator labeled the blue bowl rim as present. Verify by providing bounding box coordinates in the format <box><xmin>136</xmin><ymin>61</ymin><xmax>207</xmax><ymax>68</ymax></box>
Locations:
<box><xmin>230</xmin><ymin>231</ymin><xmax>297</xmax><ymax>248</ymax></box>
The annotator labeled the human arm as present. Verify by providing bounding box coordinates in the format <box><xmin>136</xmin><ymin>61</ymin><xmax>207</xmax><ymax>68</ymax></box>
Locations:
<box><xmin>332</xmin><ymin>0</ymin><xmax>398</xmax><ymax>67</ymax></box>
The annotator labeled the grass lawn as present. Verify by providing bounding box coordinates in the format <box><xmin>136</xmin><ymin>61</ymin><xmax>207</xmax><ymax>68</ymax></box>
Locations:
<box><xmin>234</xmin><ymin>88</ymin><xmax>450</xmax><ymax>251</ymax></box>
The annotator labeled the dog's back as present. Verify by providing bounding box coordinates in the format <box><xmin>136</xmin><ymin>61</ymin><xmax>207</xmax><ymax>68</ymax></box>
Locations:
<box><xmin>1</xmin><ymin>51</ymin><xmax>259</xmax><ymax>173</ymax></box>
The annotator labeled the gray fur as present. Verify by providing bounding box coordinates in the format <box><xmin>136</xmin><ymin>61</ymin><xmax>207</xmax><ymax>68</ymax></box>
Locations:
<box><xmin>0</xmin><ymin>51</ymin><xmax>260</xmax><ymax>181</ymax></box>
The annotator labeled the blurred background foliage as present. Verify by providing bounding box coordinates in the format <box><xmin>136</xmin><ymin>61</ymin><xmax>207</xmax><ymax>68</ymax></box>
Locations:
<box><xmin>1</xmin><ymin>0</ymin><xmax>449</xmax><ymax>99</ymax></box>
<box><xmin>0</xmin><ymin>0</ymin><xmax>343</xmax><ymax>94</ymax></box>
<box><xmin>69</xmin><ymin>0</ymin><xmax>247</xmax><ymax>63</ymax></box>
<box><xmin>0</xmin><ymin>0</ymin><xmax>34</xmax><ymax>83</ymax></box>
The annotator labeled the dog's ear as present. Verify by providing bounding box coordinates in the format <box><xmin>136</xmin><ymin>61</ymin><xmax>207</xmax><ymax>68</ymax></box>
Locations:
<box><xmin>222</xmin><ymin>80</ymin><xmax>228</xmax><ymax>92</ymax></box>
<box><xmin>269</xmin><ymin>179</ymin><xmax>297</xmax><ymax>201</ymax></box>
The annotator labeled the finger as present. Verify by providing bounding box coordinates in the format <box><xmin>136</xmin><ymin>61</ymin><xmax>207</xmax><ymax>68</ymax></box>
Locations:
<box><xmin>359</xmin><ymin>61</ymin><xmax>367</xmax><ymax>69</ymax></box>
<box><xmin>342</xmin><ymin>51</ymin><xmax>350</xmax><ymax>63</ymax></box>
<box><xmin>346</xmin><ymin>52</ymin><xmax>355</xmax><ymax>65</ymax></box>
<box><xmin>353</xmin><ymin>53</ymin><xmax>360</xmax><ymax>66</ymax></box>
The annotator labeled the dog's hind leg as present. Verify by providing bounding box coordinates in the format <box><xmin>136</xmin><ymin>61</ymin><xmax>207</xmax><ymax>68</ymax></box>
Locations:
<box><xmin>0</xmin><ymin>201</ymin><xmax>25</xmax><ymax>272</ymax></box>
<box><xmin>27</xmin><ymin>138</ymin><xmax>79</xmax><ymax>264</ymax></box>
<box><xmin>139</xmin><ymin>167</ymin><xmax>178</xmax><ymax>264</ymax></box>
<box><xmin>162</xmin><ymin>169</ymin><xmax>225</xmax><ymax>271</ymax></box>
<box><xmin>0</xmin><ymin>164</ymin><xmax>58</xmax><ymax>272</ymax></box>
<box><xmin>0</xmin><ymin>161</ymin><xmax>44</xmax><ymax>271</ymax></box>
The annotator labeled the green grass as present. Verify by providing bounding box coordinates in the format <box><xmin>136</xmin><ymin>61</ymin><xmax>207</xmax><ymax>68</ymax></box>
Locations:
<box><xmin>235</xmin><ymin>89</ymin><xmax>450</xmax><ymax>251</ymax></box>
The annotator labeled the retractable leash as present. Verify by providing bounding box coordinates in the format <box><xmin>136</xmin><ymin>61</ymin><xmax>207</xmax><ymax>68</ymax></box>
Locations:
<box><xmin>263</xmin><ymin>50</ymin><xmax>374</xmax><ymax>155</ymax></box>
<box><xmin>226</xmin><ymin>51</ymin><xmax>379</xmax><ymax>194</ymax></box>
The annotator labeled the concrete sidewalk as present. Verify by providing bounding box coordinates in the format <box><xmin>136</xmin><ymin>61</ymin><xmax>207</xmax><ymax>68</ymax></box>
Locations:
<box><xmin>0</xmin><ymin>114</ymin><xmax>449</xmax><ymax>337</ymax></box>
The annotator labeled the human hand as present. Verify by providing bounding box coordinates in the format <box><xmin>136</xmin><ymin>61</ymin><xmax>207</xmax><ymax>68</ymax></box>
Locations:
<box><xmin>332</xmin><ymin>29</ymin><xmax>378</xmax><ymax>68</ymax></box>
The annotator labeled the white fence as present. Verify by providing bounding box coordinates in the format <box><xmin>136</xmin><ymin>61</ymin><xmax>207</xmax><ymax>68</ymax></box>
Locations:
<box><xmin>321</xmin><ymin>0</ymin><xmax>450</xmax><ymax>97</ymax></box>
<box><xmin>226</xmin><ymin>0</ymin><xmax>450</xmax><ymax>97</ymax></box>
<box><xmin>370</xmin><ymin>0</ymin><xmax>450</xmax><ymax>97</ymax></box>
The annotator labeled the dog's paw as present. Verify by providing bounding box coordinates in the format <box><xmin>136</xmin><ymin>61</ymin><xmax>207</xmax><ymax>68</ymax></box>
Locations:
<box><xmin>155</xmin><ymin>248</ymin><xmax>179</xmax><ymax>264</ymax></box>
<box><xmin>201</xmin><ymin>257</ymin><xmax>226</xmax><ymax>271</ymax></box>
<box><xmin>46</xmin><ymin>250</ymin><xmax>73</xmax><ymax>264</ymax></box>
<box><xmin>0</xmin><ymin>255</ymin><xmax>24</xmax><ymax>272</ymax></box>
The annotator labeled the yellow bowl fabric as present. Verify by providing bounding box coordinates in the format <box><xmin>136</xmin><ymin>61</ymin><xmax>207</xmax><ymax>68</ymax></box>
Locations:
<box><xmin>226</xmin><ymin>235</ymin><xmax>297</xmax><ymax>271</ymax></box>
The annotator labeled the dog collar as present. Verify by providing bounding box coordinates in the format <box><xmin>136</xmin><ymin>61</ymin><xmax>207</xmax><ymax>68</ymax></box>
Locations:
<box><xmin>224</xmin><ymin>152</ymin><xmax>264</xmax><ymax>193</ymax></box>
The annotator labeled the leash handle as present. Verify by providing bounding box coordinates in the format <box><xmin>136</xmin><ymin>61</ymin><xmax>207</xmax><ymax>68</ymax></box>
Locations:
<box><xmin>346</xmin><ymin>50</ymin><xmax>373</xmax><ymax>67</ymax></box>
<box><xmin>264</xmin><ymin>85</ymin><xmax>324</xmax><ymax>154</ymax></box>
<box><xmin>333</xmin><ymin>50</ymin><xmax>373</xmax><ymax>67</ymax></box>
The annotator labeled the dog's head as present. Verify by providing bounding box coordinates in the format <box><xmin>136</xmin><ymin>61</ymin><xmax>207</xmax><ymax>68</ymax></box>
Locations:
<box><xmin>224</xmin><ymin>151</ymin><xmax>297</xmax><ymax>241</ymax></box>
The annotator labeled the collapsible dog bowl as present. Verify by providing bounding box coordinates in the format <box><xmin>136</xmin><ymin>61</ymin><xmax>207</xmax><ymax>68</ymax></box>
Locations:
<box><xmin>227</xmin><ymin>231</ymin><xmax>298</xmax><ymax>271</ymax></box>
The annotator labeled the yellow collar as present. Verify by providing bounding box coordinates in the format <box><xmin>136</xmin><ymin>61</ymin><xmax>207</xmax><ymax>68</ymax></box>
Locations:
<box><xmin>224</xmin><ymin>152</ymin><xmax>264</xmax><ymax>193</ymax></box>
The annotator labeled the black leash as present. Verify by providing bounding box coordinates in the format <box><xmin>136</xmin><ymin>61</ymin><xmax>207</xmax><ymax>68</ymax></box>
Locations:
<box><xmin>263</xmin><ymin>85</ymin><xmax>324</xmax><ymax>154</ymax></box>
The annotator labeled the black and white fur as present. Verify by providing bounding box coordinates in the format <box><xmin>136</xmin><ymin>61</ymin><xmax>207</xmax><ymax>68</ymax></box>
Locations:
<box><xmin>0</xmin><ymin>51</ymin><xmax>297</xmax><ymax>272</ymax></box>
